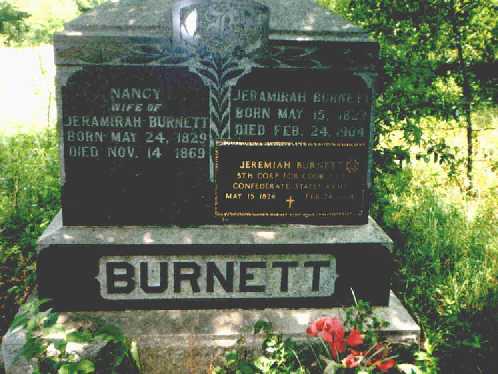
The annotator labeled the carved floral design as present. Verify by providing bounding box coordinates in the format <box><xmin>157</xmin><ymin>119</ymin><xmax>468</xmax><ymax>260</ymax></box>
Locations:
<box><xmin>174</xmin><ymin>0</ymin><xmax>269</xmax><ymax>57</ymax></box>
<box><xmin>187</xmin><ymin>55</ymin><xmax>254</xmax><ymax>179</ymax></box>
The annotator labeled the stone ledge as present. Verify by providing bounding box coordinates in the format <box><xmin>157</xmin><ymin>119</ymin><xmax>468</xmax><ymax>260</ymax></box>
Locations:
<box><xmin>2</xmin><ymin>292</ymin><xmax>419</xmax><ymax>374</ymax></box>
<box><xmin>39</xmin><ymin>211</ymin><xmax>393</xmax><ymax>251</ymax></box>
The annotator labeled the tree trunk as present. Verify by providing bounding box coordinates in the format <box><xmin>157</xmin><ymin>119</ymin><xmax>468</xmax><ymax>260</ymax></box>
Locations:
<box><xmin>458</xmin><ymin>42</ymin><xmax>474</xmax><ymax>194</ymax></box>
<box><xmin>450</xmin><ymin>2</ymin><xmax>474</xmax><ymax>193</ymax></box>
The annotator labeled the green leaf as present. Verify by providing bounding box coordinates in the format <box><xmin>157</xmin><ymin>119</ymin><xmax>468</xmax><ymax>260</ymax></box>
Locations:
<box><xmin>323</xmin><ymin>360</ymin><xmax>339</xmax><ymax>374</ymax></box>
<box><xmin>44</xmin><ymin>324</ymin><xmax>66</xmax><ymax>336</ymax></box>
<box><xmin>20</xmin><ymin>337</ymin><xmax>44</xmax><ymax>359</ymax></box>
<box><xmin>8</xmin><ymin>314</ymin><xmax>29</xmax><ymax>332</ymax></box>
<box><xmin>53</xmin><ymin>339</ymin><xmax>67</xmax><ymax>353</ymax></box>
<box><xmin>224</xmin><ymin>350</ymin><xmax>239</xmax><ymax>367</ymax></box>
<box><xmin>253</xmin><ymin>356</ymin><xmax>272</xmax><ymax>371</ymax></box>
<box><xmin>253</xmin><ymin>320</ymin><xmax>272</xmax><ymax>334</ymax></box>
<box><xmin>212</xmin><ymin>368</ymin><xmax>226</xmax><ymax>374</ymax></box>
<box><xmin>43</xmin><ymin>311</ymin><xmax>59</xmax><ymax>328</ymax></box>
<box><xmin>66</xmin><ymin>330</ymin><xmax>93</xmax><ymax>343</ymax></box>
<box><xmin>94</xmin><ymin>324</ymin><xmax>124</xmax><ymax>343</ymax></box>
<box><xmin>320</xmin><ymin>355</ymin><xmax>333</xmax><ymax>364</ymax></box>
<box><xmin>237</xmin><ymin>362</ymin><xmax>255</xmax><ymax>374</ymax></box>
<box><xmin>130</xmin><ymin>340</ymin><xmax>141</xmax><ymax>370</ymax></box>
<box><xmin>462</xmin><ymin>335</ymin><xmax>481</xmax><ymax>348</ymax></box>
<box><xmin>225</xmin><ymin>351</ymin><xmax>238</xmax><ymax>361</ymax></box>
<box><xmin>58</xmin><ymin>363</ymin><xmax>76</xmax><ymax>374</ymax></box>
<box><xmin>76</xmin><ymin>359</ymin><xmax>95</xmax><ymax>373</ymax></box>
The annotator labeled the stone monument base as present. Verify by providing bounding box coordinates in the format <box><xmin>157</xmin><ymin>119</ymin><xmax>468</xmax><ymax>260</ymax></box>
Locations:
<box><xmin>37</xmin><ymin>212</ymin><xmax>395</xmax><ymax>310</ymax></box>
<box><xmin>2</xmin><ymin>292</ymin><xmax>419</xmax><ymax>374</ymax></box>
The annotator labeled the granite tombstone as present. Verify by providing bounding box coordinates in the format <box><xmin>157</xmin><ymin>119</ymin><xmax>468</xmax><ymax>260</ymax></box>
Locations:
<box><xmin>3</xmin><ymin>4</ymin><xmax>422</xmax><ymax>373</ymax></box>
<box><xmin>37</xmin><ymin>0</ymin><xmax>390</xmax><ymax>311</ymax></box>
<box><xmin>57</xmin><ymin>0</ymin><xmax>378</xmax><ymax>226</ymax></box>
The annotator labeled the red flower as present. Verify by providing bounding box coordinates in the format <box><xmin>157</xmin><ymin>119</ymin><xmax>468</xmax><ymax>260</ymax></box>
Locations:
<box><xmin>329</xmin><ymin>337</ymin><xmax>346</xmax><ymax>359</ymax></box>
<box><xmin>346</xmin><ymin>328</ymin><xmax>363</xmax><ymax>347</ymax></box>
<box><xmin>323</xmin><ymin>318</ymin><xmax>345</xmax><ymax>359</ymax></box>
<box><xmin>306</xmin><ymin>317</ymin><xmax>346</xmax><ymax>359</ymax></box>
<box><xmin>342</xmin><ymin>353</ymin><xmax>362</xmax><ymax>368</ymax></box>
<box><xmin>350</xmin><ymin>349</ymin><xmax>365</xmax><ymax>357</ymax></box>
<box><xmin>306</xmin><ymin>317</ymin><xmax>326</xmax><ymax>337</ymax></box>
<box><xmin>323</xmin><ymin>317</ymin><xmax>344</xmax><ymax>337</ymax></box>
<box><xmin>374</xmin><ymin>359</ymin><xmax>396</xmax><ymax>372</ymax></box>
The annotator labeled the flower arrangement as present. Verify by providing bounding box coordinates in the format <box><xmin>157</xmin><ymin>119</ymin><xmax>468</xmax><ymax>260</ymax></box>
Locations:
<box><xmin>214</xmin><ymin>301</ymin><xmax>429</xmax><ymax>374</ymax></box>
<box><xmin>306</xmin><ymin>316</ymin><xmax>396</xmax><ymax>373</ymax></box>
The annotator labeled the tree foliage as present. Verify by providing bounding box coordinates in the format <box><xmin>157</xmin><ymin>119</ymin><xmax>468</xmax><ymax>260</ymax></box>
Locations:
<box><xmin>0</xmin><ymin>1</ymin><xmax>29</xmax><ymax>45</ymax></box>
<box><xmin>0</xmin><ymin>0</ymin><xmax>108</xmax><ymax>45</ymax></box>
<box><xmin>75</xmin><ymin>0</ymin><xmax>107</xmax><ymax>13</ymax></box>
<box><xmin>322</xmin><ymin>0</ymin><xmax>497</xmax><ymax>187</ymax></box>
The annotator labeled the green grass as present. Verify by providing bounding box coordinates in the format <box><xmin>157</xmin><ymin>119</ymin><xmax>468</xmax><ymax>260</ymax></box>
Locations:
<box><xmin>0</xmin><ymin>129</ymin><xmax>60</xmax><ymax>336</ymax></box>
<box><xmin>373</xmin><ymin>166</ymin><xmax>498</xmax><ymax>373</ymax></box>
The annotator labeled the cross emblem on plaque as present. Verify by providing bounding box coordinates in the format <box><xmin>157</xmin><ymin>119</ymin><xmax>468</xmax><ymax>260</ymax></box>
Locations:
<box><xmin>286</xmin><ymin>196</ymin><xmax>296</xmax><ymax>209</ymax></box>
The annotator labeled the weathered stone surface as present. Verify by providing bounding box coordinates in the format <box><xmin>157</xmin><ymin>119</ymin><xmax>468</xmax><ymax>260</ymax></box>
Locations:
<box><xmin>40</xmin><ymin>211</ymin><xmax>392</xmax><ymax>248</ymax></box>
<box><xmin>1</xmin><ymin>292</ymin><xmax>419</xmax><ymax>374</ymax></box>
<box><xmin>1</xmin><ymin>329</ymin><xmax>33</xmax><ymax>374</ymax></box>
<box><xmin>62</xmin><ymin>0</ymin><xmax>368</xmax><ymax>41</ymax></box>
<box><xmin>55</xmin><ymin>0</ymin><xmax>379</xmax><ymax>226</ymax></box>
<box><xmin>37</xmin><ymin>212</ymin><xmax>393</xmax><ymax>310</ymax></box>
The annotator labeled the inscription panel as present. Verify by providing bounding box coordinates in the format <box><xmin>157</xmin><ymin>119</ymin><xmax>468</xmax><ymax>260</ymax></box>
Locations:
<box><xmin>215</xmin><ymin>142</ymin><xmax>368</xmax><ymax>223</ymax></box>
<box><xmin>61</xmin><ymin>66</ymin><xmax>211</xmax><ymax>225</ymax></box>
<box><xmin>231</xmin><ymin>70</ymin><xmax>370</xmax><ymax>143</ymax></box>
<box><xmin>98</xmin><ymin>254</ymin><xmax>336</xmax><ymax>300</ymax></box>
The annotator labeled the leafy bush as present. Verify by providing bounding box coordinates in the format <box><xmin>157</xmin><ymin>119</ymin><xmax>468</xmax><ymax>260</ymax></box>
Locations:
<box><xmin>372</xmin><ymin>167</ymin><xmax>498</xmax><ymax>373</ymax></box>
<box><xmin>0</xmin><ymin>1</ymin><xmax>29</xmax><ymax>45</ymax></box>
<box><xmin>2</xmin><ymin>0</ymin><xmax>108</xmax><ymax>46</ymax></box>
<box><xmin>75</xmin><ymin>0</ymin><xmax>107</xmax><ymax>13</ymax></box>
<box><xmin>9</xmin><ymin>298</ymin><xmax>141</xmax><ymax>373</ymax></box>
<box><xmin>0</xmin><ymin>129</ymin><xmax>60</xmax><ymax>336</ymax></box>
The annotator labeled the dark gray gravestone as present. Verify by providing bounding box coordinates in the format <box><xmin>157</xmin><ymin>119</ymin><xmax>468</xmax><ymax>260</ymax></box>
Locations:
<box><xmin>37</xmin><ymin>0</ymin><xmax>390</xmax><ymax>311</ymax></box>
<box><xmin>4</xmin><ymin>5</ymin><xmax>419</xmax><ymax>373</ymax></box>
<box><xmin>55</xmin><ymin>0</ymin><xmax>379</xmax><ymax>226</ymax></box>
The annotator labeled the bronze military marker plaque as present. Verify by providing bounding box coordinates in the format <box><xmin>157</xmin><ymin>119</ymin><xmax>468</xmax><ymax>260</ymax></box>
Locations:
<box><xmin>215</xmin><ymin>142</ymin><xmax>368</xmax><ymax>223</ymax></box>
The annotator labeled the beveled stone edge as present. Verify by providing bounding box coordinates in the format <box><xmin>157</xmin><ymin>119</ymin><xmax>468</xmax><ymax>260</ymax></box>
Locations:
<box><xmin>108</xmin><ymin>292</ymin><xmax>420</xmax><ymax>344</ymax></box>
<box><xmin>37</xmin><ymin>211</ymin><xmax>394</xmax><ymax>250</ymax></box>
<box><xmin>53</xmin><ymin>32</ymin><xmax>378</xmax><ymax>68</ymax></box>
<box><xmin>55</xmin><ymin>29</ymin><xmax>370</xmax><ymax>40</ymax></box>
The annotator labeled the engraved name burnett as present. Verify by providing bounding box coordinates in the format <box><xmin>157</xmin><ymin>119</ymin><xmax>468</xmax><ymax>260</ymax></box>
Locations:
<box><xmin>98</xmin><ymin>254</ymin><xmax>337</xmax><ymax>300</ymax></box>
